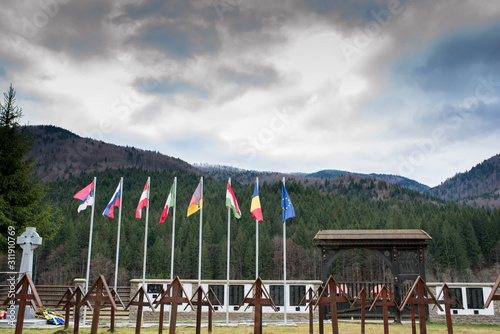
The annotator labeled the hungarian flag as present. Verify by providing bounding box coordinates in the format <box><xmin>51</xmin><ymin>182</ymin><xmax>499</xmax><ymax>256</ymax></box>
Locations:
<box><xmin>136</xmin><ymin>181</ymin><xmax>149</xmax><ymax>218</ymax></box>
<box><xmin>74</xmin><ymin>181</ymin><xmax>94</xmax><ymax>213</ymax></box>
<box><xmin>187</xmin><ymin>182</ymin><xmax>203</xmax><ymax>217</ymax></box>
<box><xmin>226</xmin><ymin>181</ymin><xmax>241</xmax><ymax>219</ymax></box>
<box><xmin>250</xmin><ymin>183</ymin><xmax>263</xmax><ymax>221</ymax></box>
<box><xmin>159</xmin><ymin>183</ymin><xmax>175</xmax><ymax>224</ymax></box>
<box><xmin>103</xmin><ymin>182</ymin><xmax>120</xmax><ymax>219</ymax></box>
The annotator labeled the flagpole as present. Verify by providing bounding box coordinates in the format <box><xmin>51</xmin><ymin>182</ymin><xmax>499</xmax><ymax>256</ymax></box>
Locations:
<box><xmin>198</xmin><ymin>177</ymin><xmax>203</xmax><ymax>287</ymax></box>
<box><xmin>169</xmin><ymin>177</ymin><xmax>177</xmax><ymax>326</ymax></box>
<box><xmin>226</xmin><ymin>178</ymin><xmax>231</xmax><ymax>325</ymax></box>
<box><xmin>255</xmin><ymin>177</ymin><xmax>259</xmax><ymax>280</ymax></box>
<box><xmin>114</xmin><ymin>177</ymin><xmax>123</xmax><ymax>291</ymax></box>
<box><xmin>170</xmin><ymin>177</ymin><xmax>177</xmax><ymax>281</ymax></box>
<box><xmin>84</xmin><ymin>176</ymin><xmax>96</xmax><ymax>325</ymax></box>
<box><xmin>282</xmin><ymin>176</ymin><xmax>287</xmax><ymax>325</ymax></box>
<box><xmin>142</xmin><ymin>177</ymin><xmax>151</xmax><ymax>292</ymax></box>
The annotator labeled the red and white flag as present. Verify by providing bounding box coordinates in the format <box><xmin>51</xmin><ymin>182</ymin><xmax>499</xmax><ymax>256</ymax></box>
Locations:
<box><xmin>136</xmin><ymin>181</ymin><xmax>149</xmax><ymax>218</ymax></box>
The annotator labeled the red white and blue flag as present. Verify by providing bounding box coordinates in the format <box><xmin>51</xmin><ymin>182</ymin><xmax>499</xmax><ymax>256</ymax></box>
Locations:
<box><xmin>74</xmin><ymin>181</ymin><xmax>94</xmax><ymax>213</ymax></box>
<box><xmin>103</xmin><ymin>182</ymin><xmax>120</xmax><ymax>219</ymax></box>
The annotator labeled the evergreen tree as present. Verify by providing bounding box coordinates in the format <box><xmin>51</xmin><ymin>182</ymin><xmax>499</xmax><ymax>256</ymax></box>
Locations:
<box><xmin>0</xmin><ymin>85</ymin><xmax>61</xmax><ymax>251</ymax></box>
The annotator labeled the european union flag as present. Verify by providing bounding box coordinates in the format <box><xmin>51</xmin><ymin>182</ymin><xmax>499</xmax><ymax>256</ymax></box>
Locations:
<box><xmin>282</xmin><ymin>183</ymin><xmax>295</xmax><ymax>223</ymax></box>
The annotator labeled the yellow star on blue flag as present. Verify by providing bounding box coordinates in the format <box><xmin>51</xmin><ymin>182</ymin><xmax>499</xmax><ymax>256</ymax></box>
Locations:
<box><xmin>282</xmin><ymin>183</ymin><xmax>295</xmax><ymax>223</ymax></box>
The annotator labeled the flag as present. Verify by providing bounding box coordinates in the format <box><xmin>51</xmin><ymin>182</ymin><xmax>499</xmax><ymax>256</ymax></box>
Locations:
<box><xmin>226</xmin><ymin>181</ymin><xmax>241</xmax><ymax>219</ymax></box>
<box><xmin>103</xmin><ymin>182</ymin><xmax>120</xmax><ymax>219</ymax></box>
<box><xmin>187</xmin><ymin>182</ymin><xmax>203</xmax><ymax>217</ymax></box>
<box><xmin>136</xmin><ymin>181</ymin><xmax>148</xmax><ymax>218</ymax></box>
<box><xmin>74</xmin><ymin>182</ymin><xmax>94</xmax><ymax>213</ymax></box>
<box><xmin>250</xmin><ymin>183</ymin><xmax>263</xmax><ymax>221</ymax></box>
<box><xmin>282</xmin><ymin>183</ymin><xmax>295</xmax><ymax>223</ymax></box>
<box><xmin>159</xmin><ymin>183</ymin><xmax>175</xmax><ymax>224</ymax></box>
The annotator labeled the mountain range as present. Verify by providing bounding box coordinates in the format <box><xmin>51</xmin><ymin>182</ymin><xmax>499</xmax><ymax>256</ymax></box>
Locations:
<box><xmin>30</xmin><ymin>125</ymin><xmax>500</xmax><ymax>208</ymax></box>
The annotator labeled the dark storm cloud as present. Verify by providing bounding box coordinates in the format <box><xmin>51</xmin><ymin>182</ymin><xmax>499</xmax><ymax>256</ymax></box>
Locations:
<box><xmin>218</xmin><ymin>62</ymin><xmax>279</xmax><ymax>87</ymax></box>
<box><xmin>136</xmin><ymin>77</ymin><xmax>210</xmax><ymax>99</ymax></box>
<box><xmin>398</xmin><ymin>22</ymin><xmax>500</xmax><ymax>96</ymax></box>
<box><xmin>7</xmin><ymin>1</ymin><xmax>117</xmax><ymax>59</ymax></box>
<box><xmin>138</xmin><ymin>22</ymin><xmax>220</xmax><ymax>58</ymax></box>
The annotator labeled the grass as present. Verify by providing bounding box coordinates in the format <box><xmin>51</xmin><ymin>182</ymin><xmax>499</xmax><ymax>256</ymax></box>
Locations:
<box><xmin>1</xmin><ymin>322</ymin><xmax>500</xmax><ymax>334</ymax></box>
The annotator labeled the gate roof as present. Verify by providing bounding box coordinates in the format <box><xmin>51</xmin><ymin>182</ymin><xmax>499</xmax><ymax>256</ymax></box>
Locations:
<box><xmin>314</xmin><ymin>229</ymin><xmax>431</xmax><ymax>248</ymax></box>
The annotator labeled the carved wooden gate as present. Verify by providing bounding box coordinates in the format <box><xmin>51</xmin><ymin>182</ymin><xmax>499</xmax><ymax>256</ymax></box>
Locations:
<box><xmin>314</xmin><ymin>229</ymin><xmax>431</xmax><ymax>322</ymax></box>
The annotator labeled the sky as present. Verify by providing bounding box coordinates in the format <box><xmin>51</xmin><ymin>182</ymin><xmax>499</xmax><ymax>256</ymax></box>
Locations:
<box><xmin>1</xmin><ymin>0</ymin><xmax>500</xmax><ymax>187</ymax></box>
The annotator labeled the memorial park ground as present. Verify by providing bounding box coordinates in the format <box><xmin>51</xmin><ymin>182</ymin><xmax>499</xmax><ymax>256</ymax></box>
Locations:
<box><xmin>1</xmin><ymin>322</ymin><xmax>499</xmax><ymax>334</ymax></box>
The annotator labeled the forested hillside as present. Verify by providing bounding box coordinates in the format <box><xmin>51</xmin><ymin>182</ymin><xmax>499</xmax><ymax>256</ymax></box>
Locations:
<box><xmin>2</xmin><ymin>125</ymin><xmax>499</xmax><ymax>286</ymax></box>
<box><xmin>26</xmin><ymin>167</ymin><xmax>500</xmax><ymax>286</ymax></box>
<box><xmin>430</xmin><ymin>154</ymin><xmax>500</xmax><ymax>208</ymax></box>
<box><xmin>29</xmin><ymin>125</ymin><xmax>199</xmax><ymax>181</ymax></box>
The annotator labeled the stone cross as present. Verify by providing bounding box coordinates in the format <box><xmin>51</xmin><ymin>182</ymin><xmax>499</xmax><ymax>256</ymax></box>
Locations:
<box><xmin>17</xmin><ymin>227</ymin><xmax>42</xmax><ymax>277</ymax></box>
<box><xmin>15</xmin><ymin>227</ymin><xmax>42</xmax><ymax>321</ymax></box>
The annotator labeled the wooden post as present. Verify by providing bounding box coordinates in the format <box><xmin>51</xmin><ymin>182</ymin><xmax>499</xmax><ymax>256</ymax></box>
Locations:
<box><xmin>76</xmin><ymin>275</ymin><xmax>117</xmax><ymax>334</ymax></box>
<box><xmin>484</xmin><ymin>274</ymin><xmax>500</xmax><ymax>308</ymax></box>
<box><xmin>369</xmin><ymin>286</ymin><xmax>396</xmax><ymax>334</ymax></box>
<box><xmin>56</xmin><ymin>288</ymin><xmax>73</xmax><ymax>330</ymax></box>
<box><xmin>153</xmin><ymin>277</ymin><xmax>194</xmax><ymax>334</ymax></box>
<box><xmin>2</xmin><ymin>274</ymin><xmax>43</xmax><ymax>334</ymax></box>
<box><xmin>125</xmin><ymin>286</ymin><xmax>155</xmax><ymax>334</ymax></box>
<box><xmin>399</xmin><ymin>277</ymin><xmax>443</xmax><ymax>334</ymax></box>
<box><xmin>352</xmin><ymin>288</ymin><xmax>367</xmax><ymax>334</ymax></box>
<box><xmin>238</xmin><ymin>278</ymin><xmax>278</xmax><ymax>334</ymax></box>
<box><xmin>317</xmin><ymin>286</ymin><xmax>324</xmax><ymax>334</ymax></box>
<box><xmin>207</xmin><ymin>289</ymin><xmax>221</xmax><ymax>334</ymax></box>
<box><xmin>104</xmin><ymin>288</ymin><xmax>125</xmax><ymax>333</ymax></box>
<box><xmin>417</xmin><ymin>280</ymin><xmax>426</xmax><ymax>334</ymax></box>
<box><xmin>411</xmin><ymin>303</ymin><xmax>416</xmax><ymax>334</ymax></box>
<box><xmin>435</xmin><ymin>284</ymin><xmax>463</xmax><ymax>334</ymax></box>
<box><xmin>299</xmin><ymin>287</ymin><xmax>319</xmax><ymax>334</ymax></box>
<box><xmin>314</xmin><ymin>276</ymin><xmax>352</xmax><ymax>334</ymax></box>
<box><xmin>63</xmin><ymin>286</ymin><xmax>88</xmax><ymax>334</ymax></box>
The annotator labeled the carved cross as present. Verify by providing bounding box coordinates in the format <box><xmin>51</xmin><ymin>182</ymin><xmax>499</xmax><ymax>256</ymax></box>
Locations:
<box><xmin>17</xmin><ymin>227</ymin><xmax>42</xmax><ymax>276</ymax></box>
<box><xmin>369</xmin><ymin>286</ymin><xmax>396</xmax><ymax>334</ymax></box>
<box><xmin>314</xmin><ymin>276</ymin><xmax>352</xmax><ymax>334</ymax></box>
<box><xmin>238</xmin><ymin>277</ymin><xmax>278</xmax><ymax>334</ymax></box>
<box><xmin>154</xmin><ymin>276</ymin><xmax>193</xmax><ymax>334</ymax></box>
<box><xmin>399</xmin><ymin>277</ymin><xmax>442</xmax><ymax>334</ymax></box>
<box><xmin>188</xmin><ymin>286</ymin><xmax>214</xmax><ymax>334</ymax></box>
<box><xmin>126</xmin><ymin>286</ymin><xmax>155</xmax><ymax>334</ymax></box>
<box><xmin>436</xmin><ymin>283</ymin><xmax>463</xmax><ymax>334</ymax></box>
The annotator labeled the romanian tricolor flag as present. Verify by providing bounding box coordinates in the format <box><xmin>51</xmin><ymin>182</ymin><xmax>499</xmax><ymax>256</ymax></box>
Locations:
<box><xmin>250</xmin><ymin>183</ymin><xmax>263</xmax><ymax>221</ymax></box>
<box><xmin>187</xmin><ymin>182</ymin><xmax>203</xmax><ymax>217</ymax></box>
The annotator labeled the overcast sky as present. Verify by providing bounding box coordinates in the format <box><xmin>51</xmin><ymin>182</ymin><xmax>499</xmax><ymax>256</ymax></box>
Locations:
<box><xmin>2</xmin><ymin>0</ymin><xmax>500</xmax><ymax>187</ymax></box>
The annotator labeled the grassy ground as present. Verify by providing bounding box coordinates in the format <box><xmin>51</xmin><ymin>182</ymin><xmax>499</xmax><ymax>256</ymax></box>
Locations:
<box><xmin>1</xmin><ymin>322</ymin><xmax>499</xmax><ymax>334</ymax></box>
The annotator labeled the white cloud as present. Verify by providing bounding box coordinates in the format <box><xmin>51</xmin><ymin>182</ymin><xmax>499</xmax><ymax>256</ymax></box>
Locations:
<box><xmin>1</xmin><ymin>0</ymin><xmax>499</xmax><ymax>186</ymax></box>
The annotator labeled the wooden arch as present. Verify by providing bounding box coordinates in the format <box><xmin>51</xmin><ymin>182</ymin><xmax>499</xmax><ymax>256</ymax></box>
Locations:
<box><xmin>314</xmin><ymin>229</ymin><xmax>432</xmax><ymax>322</ymax></box>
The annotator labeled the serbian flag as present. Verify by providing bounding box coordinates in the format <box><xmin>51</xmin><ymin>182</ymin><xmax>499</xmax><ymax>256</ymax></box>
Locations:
<box><xmin>226</xmin><ymin>181</ymin><xmax>241</xmax><ymax>219</ymax></box>
<box><xmin>74</xmin><ymin>181</ymin><xmax>94</xmax><ymax>213</ymax></box>
<box><xmin>187</xmin><ymin>182</ymin><xmax>202</xmax><ymax>217</ymax></box>
<box><xmin>250</xmin><ymin>183</ymin><xmax>263</xmax><ymax>221</ymax></box>
<box><xmin>103</xmin><ymin>182</ymin><xmax>120</xmax><ymax>219</ymax></box>
<box><xmin>159</xmin><ymin>183</ymin><xmax>175</xmax><ymax>224</ymax></box>
<box><xmin>136</xmin><ymin>181</ymin><xmax>149</xmax><ymax>218</ymax></box>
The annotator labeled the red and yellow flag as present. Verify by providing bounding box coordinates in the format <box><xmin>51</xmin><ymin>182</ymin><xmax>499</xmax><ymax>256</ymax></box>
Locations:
<box><xmin>187</xmin><ymin>182</ymin><xmax>203</xmax><ymax>217</ymax></box>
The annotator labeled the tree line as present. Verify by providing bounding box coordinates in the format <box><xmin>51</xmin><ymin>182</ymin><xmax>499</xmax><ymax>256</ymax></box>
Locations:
<box><xmin>26</xmin><ymin>167</ymin><xmax>500</xmax><ymax>285</ymax></box>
